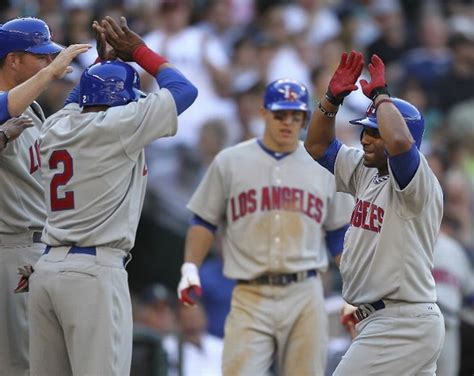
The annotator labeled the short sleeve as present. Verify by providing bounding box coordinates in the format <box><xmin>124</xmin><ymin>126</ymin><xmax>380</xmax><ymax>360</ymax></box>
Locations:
<box><xmin>187</xmin><ymin>154</ymin><xmax>227</xmax><ymax>226</ymax></box>
<box><xmin>334</xmin><ymin>144</ymin><xmax>364</xmax><ymax>196</ymax></box>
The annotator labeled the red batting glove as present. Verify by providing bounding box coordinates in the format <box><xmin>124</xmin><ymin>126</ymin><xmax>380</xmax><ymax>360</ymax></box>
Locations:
<box><xmin>177</xmin><ymin>263</ymin><xmax>202</xmax><ymax>306</ymax></box>
<box><xmin>359</xmin><ymin>54</ymin><xmax>390</xmax><ymax>100</ymax></box>
<box><xmin>327</xmin><ymin>50</ymin><xmax>364</xmax><ymax>105</ymax></box>
<box><xmin>340</xmin><ymin>303</ymin><xmax>359</xmax><ymax>340</ymax></box>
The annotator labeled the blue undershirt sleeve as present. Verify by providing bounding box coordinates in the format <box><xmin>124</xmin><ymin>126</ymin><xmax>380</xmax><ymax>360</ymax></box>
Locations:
<box><xmin>190</xmin><ymin>214</ymin><xmax>218</xmax><ymax>234</ymax></box>
<box><xmin>315</xmin><ymin>139</ymin><xmax>343</xmax><ymax>174</ymax></box>
<box><xmin>388</xmin><ymin>144</ymin><xmax>420</xmax><ymax>190</ymax></box>
<box><xmin>0</xmin><ymin>92</ymin><xmax>11</xmax><ymax>123</ymax></box>
<box><xmin>325</xmin><ymin>224</ymin><xmax>349</xmax><ymax>258</ymax></box>
<box><xmin>155</xmin><ymin>67</ymin><xmax>198</xmax><ymax>115</ymax></box>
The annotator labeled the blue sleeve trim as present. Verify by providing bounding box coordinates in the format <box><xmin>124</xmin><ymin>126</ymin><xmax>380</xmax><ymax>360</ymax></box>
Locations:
<box><xmin>315</xmin><ymin>139</ymin><xmax>343</xmax><ymax>174</ymax></box>
<box><xmin>155</xmin><ymin>67</ymin><xmax>198</xmax><ymax>115</ymax></box>
<box><xmin>465</xmin><ymin>294</ymin><xmax>474</xmax><ymax>306</ymax></box>
<box><xmin>326</xmin><ymin>224</ymin><xmax>349</xmax><ymax>257</ymax></box>
<box><xmin>388</xmin><ymin>144</ymin><xmax>420</xmax><ymax>190</ymax></box>
<box><xmin>190</xmin><ymin>214</ymin><xmax>218</xmax><ymax>234</ymax></box>
<box><xmin>64</xmin><ymin>83</ymin><xmax>80</xmax><ymax>106</ymax></box>
<box><xmin>0</xmin><ymin>92</ymin><xmax>11</xmax><ymax>123</ymax></box>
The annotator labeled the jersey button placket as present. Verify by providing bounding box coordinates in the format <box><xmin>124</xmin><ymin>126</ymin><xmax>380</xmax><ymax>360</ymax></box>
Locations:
<box><xmin>272</xmin><ymin>165</ymin><xmax>283</xmax><ymax>269</ymax></box>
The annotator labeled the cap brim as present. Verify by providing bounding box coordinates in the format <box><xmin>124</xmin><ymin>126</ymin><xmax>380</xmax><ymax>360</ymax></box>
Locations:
<box><xmin>267</xmin><ymin>101</ymin><xmax>308</xmax><ymax>112</ymax></box>
<box><xmin>349</xmin><ymin>116</ymin><xmax>378</xmax><ymax>129</ymax></box>
<box><xmin>27</xmin><ymin>41</ymin><xmax>64</xmax><ymax>55</ymax></box>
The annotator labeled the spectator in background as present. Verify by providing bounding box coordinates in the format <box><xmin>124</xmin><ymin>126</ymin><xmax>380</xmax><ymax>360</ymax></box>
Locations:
<box><xmin>134</xmin><ymin>284</ymin><xmax>178</xmax><ymax>336</ymax></box>
<box><xmin>433</xmin><ymin>32</ymin><xmax>474</xmax><ymax>114</ymax></box>
<box><xmin>163</xmin><ymin>302</ymin><xmax>224</xmax><ymax>376</ymax></box>
<box><xmin>397</xmin><ymin>78</ymin><xmax>443</xmax><ymax>143</ymax></box>
<box><xmin>401</xmin><ymin>11</ymin><xmax>451</xmax><ymax>91</ymax></box>
<box><xmin>131</xmin><ymin>285</ymin><xmax>176</xmax><ymax>376</ymax></box>
<box><xmin>231</xmin><ymin>82</ymin><xmax>266</xmax><ymax>142</ymax></box>
<box><xmin>141</xmin><ymin>0</ymin><xmax>234</xmax><ymax>148</ymax></box>
<box><xmin>366</xmin><ymin>0</ymin><xmax>411</xmax><ymax>67</ymax></box>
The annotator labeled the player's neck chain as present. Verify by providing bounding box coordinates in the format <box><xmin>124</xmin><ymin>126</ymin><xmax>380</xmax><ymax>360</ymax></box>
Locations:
<box><xmin>372</xmin><ymin>173</ymin><xmax>390</xmax><ymax>185</ymax></box>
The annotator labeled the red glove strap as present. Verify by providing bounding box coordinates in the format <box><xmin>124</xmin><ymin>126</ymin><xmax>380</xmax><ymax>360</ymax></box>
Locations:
<box><xmin>132</xmin><ymin>45</ymin><xmax>168</xmax><ymax>76</ymax></box>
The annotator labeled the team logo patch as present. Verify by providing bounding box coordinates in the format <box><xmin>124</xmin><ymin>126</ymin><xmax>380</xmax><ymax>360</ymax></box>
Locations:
<box><xmin>278</xmin><ymin>85</ymin><xmax>299</xmax><ymax>101</ymax></box>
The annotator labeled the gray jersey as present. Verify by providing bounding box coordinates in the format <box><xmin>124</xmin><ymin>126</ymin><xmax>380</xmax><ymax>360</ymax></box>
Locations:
<box><xmin>334</xmin><ymin>144</ymin><xmax>443</xmax><ymax>304</ymax></box>
<box><xmin>188</xmin><ymin>139</ymin><xmax>353</xmax><ymax>280</ymax></box>
<box><xmin>40</xmin><ymin>90</ymin><xmax>177</xmax><ymax>252</ymax></box>
<box><xmin>0</xmin><ymin>103</ymin><xmax>46</xmax><ymax>233</ymax></box>
<box><xmin>433</xmin><ymin>232</ymin><xmax>474</xmax><ymax>326</ymax></box>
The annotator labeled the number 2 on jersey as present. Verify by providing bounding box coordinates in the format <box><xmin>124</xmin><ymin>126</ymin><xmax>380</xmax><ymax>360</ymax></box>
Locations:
<box><xmin>49</xmin><ymin>150</ymin><xmax>75</xmax><ymax>211</ymax></box>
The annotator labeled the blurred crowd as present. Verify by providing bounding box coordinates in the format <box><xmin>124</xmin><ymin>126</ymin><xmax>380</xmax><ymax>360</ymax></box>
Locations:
<box><xmin>2</xmin><ymin>0</ymin><xmax>473</xmax><ymax>374</ymax></box>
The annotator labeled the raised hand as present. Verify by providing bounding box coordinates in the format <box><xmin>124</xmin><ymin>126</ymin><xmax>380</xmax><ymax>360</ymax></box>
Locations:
<box><xmin>100</xmin><ymin>16</ymin><xmax>144</xmax><ymax>62</ymax></box>
<box><xmin>0</xmin><ymin>116</ymin><xmax>34</xmax><ymax>143</ymax></box>
<box><xmin>92</xmin><ymin>20</ymin><xmax>117</xmax><ymax>61</ymax></box>
<box><xmin>359</xmin><ymin>54</ymin><xmax>389</xmax><ymax>100</ymax></box>
<box><xmin>45</xmin><ymin>44</ymin><xmax>92</xmax><ymax>79</ymax></box>
<box><xmin>327</xmin><ymin>50</ymin><xmax>364</xmax><ymax>105</ymax></box>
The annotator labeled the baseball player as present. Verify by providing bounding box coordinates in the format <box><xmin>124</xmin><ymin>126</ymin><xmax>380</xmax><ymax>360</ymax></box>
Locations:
<box><xmin>27</xmin><ymin>17</ymin><xmax>197</xmax><ymax>375</ymax></box>
<box><xmin>0</xmin><ymin>17</ymin><xmax>90</xmax><ymax>376</ymax></box>
<box><xmin>305</xmin><ymin>51</ymin><xmax>445</xmax><ymax>375</ymax></box>
<box><xmin>433</xmin><ymin>216</ymin><xmax>474</xmax><ymax>376</ymax></box>
<box><xmin>177</xmin><ymin>78</ymin><xmax>354</xmax><ymax>375</ymax></box>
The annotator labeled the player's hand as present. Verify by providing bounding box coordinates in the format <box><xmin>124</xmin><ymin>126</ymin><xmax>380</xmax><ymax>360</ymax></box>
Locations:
<box><xmin>92</xmin><ymin>20</ymin><xmax>117</xmax><ymax>61</ymax></box>
<box><xmin>359</xmin><ymin>54</ymin><xmax>389</xmax><ymax>100</ymax></box>
<box><xmin>327</xmin><ymin>50</ymin><xmax>364</xmax><ymax>105</ymax></box>
<box><xmin>101</xmin><ymin>16</ymin><xmax>145</xmax><ymax>62</ymax></box>
<box><xmin>46</xmin><ymin>44</ymin><xmax>92</xmax><ymax>79</ymax></box>
<box><xmin>177</xmin><ymin>262</ymin><xmax>202</xmax><ymax>306</ymax></box>
<box><xmin>0</xmin><ymin>116</ymin><xmax>34</xmax><ymax>143</ymax></box>
<box><xmin>340</xmin><ymin>303</ymin><xmax>359</xmax><ymax>340</ymax></box>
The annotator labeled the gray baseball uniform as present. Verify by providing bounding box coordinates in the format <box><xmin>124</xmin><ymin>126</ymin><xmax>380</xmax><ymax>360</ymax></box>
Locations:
<box><xmin>28</xmin><ymin>89</ymin><xmax>178</xmax><ymax>376</ymax></box>
<box><xmin>0</xmin><ymin>102</ymin><xmax>46</xmax><ymax>376</ymax></box>
<box><xmin>433</xmin><ymin>231</ymin><xmax>474</xmax><ymax>376</ymax></box>
<box><xmin>332</xmin><ymin>144</ymin><xmax>445</xmax><ymax>376</ymax></box>
<box><xmin>187</xmin><ymin>139</ymin><xmax>353</xmax><ymax>375</ymax></box>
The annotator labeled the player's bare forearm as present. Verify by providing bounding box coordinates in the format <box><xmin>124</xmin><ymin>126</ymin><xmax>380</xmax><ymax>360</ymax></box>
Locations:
<box><xmin>184</xmin><ymin>225</ymin><xmax>215</xmax><ymax>267</ymax></box>
<box><xmin>304</xmin><ymin>96</ymin><xmax>338</xmax><ymax>160</ymax></box>
<box><xmin>374</xmin><ymin>94</ymin><xmax>414</xmax><ymax>156</ymax></box>
<box><xmin>7</xmin><ymin>44</ymin><xmax>90</xmax><ymax>117</ymax></box>
<box><xmin>7</xmin><ymin>69</ymin><xmax>55</xmax><ymax>117</ymax></box>
<box><xmin>306</xmin><ymin>51</ymin><xmax>363</xmax><ymax>160</ymax></box>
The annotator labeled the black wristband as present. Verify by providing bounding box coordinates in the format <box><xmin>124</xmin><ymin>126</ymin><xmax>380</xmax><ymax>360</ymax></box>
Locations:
<box><xmin>325</xmin><ymin>90</ymin><xmax>343</xmax><ymax>106</ymax></box>
<box><xmin>369</xmin><ymin>85</ymin><xmax>390</xmax><ymax>101</ymax></box>
<box><xmin>318</xmin><ymin>102</ymin><xmax>338</xmax><ymax>118</ymax></box>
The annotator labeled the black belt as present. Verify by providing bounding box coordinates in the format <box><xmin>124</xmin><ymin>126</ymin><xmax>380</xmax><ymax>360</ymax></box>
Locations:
<box><xmin>33</xmin><ymin>232</ymin><xmax>43</xmax><ymax>243</ymax></box>
<box><xmin>238</xmin><ymin>270</ymin><xmax>317</xmax><ymax>286</ymax></box>
<box><xmin>354</xmin><ymin>300</ymin><xmax>386</xmax><ymax>321</ymax></box>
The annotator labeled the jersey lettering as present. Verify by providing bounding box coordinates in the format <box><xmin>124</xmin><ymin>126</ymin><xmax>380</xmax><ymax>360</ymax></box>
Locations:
<box><xmin>49</xmin><ymin>150</ymin><xmax>75</xmax><ymax>211</ymax></box>
<box><xmin>231</xmin><ymin>189</ymin><xmax>257</xmax><ymax>221</ymax></box>
<box><xmin>350</xmin><ymin>198</ymin><xmax>384</xmax><ymax>232</ymax></box>
<box><xmin>231</xmin><ymin>186</ymin><xmax>324</xmax><ymax>223</ymax></box>
<box><xmin>29</xmin><ymin>140</ymin><xmax>41</xmax><ymax>173</ymax></box>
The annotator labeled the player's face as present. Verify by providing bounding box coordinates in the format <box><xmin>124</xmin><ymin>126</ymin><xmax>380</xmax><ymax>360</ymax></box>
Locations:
<box><xmin>14</xmin><ymin>52</ymin><xmax>55</xmax><ymax>85</ymax></box>
<box><xmin>261</xmin><ymin>109</ymin><xmax>305</xmax><ymax>152</ymax></box>
<box><xmin>360</xmin><ymin>127</ymin><xmax>388</xmax><ymax>170</ymax></box>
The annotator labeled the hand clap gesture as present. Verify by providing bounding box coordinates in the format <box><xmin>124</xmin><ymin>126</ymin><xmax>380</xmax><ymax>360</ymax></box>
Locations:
<box><xmin>327</xmin><ymin>50</ymin><xmax>364</xmax><ymax>105</ymax></box>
